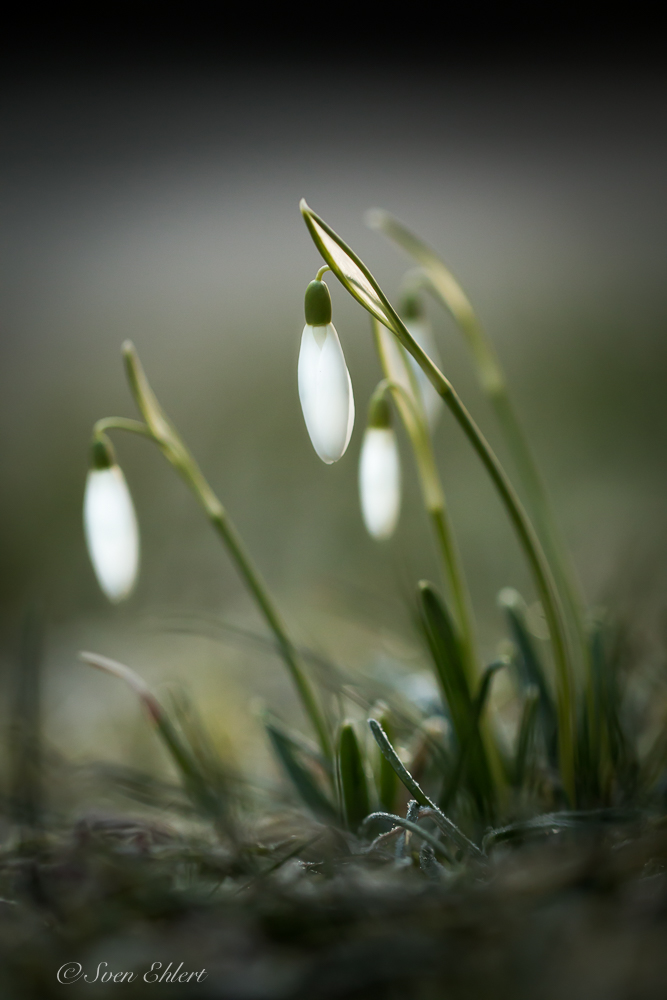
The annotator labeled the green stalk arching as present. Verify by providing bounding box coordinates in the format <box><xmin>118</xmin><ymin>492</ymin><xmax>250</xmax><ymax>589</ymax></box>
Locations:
<box><xmin>370</xmin><ymin>363</ymin><xmax>506</xmax><ymax>800</ymax></box>
<box><xmin>371</xmin><ymin>322</ymin><xmax>477</xmax><ymax>692</ymax></box>
<box><xmin>367</xmin><ymin>368</ymin><xmax>507</xmax><ymax>799</ymax></box>
<box><xmin>367</xmin><ymin>211</ymin><xmax>588</xmax><ymax>683</ymax></box>
<box><xmin>418</xmin><ymin>355</ymin><xmax>575</xmax><ymax>804</ymax></box>
<box><xmin>300</xmin><ymin>201</ymin><xmax>575</xmax><ymax>803</ymax></box>
<box><xmin>92</xmin><ymin>344</ymin><xmax>333</xmax><ymax>764</ymax></box>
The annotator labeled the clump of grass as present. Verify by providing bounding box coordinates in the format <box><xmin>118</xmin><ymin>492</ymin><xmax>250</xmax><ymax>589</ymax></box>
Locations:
<box><xmin>75</xmin><ymin>202</ymin><xmax>667</xmax><ymax>847</ymax></box>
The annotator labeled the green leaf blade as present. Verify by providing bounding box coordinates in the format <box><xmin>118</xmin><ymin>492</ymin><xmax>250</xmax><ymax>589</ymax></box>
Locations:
<box><xmin>300</xmin><ymin>200</ymin><xmax>398</xmax><ymax>332</ymax></box>
<box><xmin>266</xmin><ymin>721</ymin><xmax>337</xmax><ymax>823</ymax></box>
<box><xmin>338</xmin><ymin>722</ymin><xmax>371</xmax><ymax>833</ymax></box>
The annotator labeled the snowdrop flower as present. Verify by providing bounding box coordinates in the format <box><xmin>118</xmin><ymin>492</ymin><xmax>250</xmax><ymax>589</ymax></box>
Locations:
<box><xmin>298</xmin><ymin>278</ymin><xmax>354</xmax><ymax>463</ymax></box>
<box><xmin>400</xmin><ymin>292</ymin><xmax>442</xmax><ymax>430</ymax></box>
<box><xmin>359</xmin><ymin>394</ymin><xmax>401</xmax><ymax>540</ymax></box>
<box><xmin>83</xmin><ymin>438</ymin><xmax>139</xmax><ymax>602</ymax></box>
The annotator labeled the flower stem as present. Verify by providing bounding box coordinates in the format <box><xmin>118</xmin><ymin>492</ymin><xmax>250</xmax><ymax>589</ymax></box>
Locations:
<box><xmin>369</xmin><ymin>356</ymin><xmax>506</xmax><ymax>798</ymax></box>
<box><xmin>301</xmin><ymin>202</ymin><xmax>575</xmax><ymax>801</ymax></box>
<box><xmin>436</xmin><ymin>375</ymin><xmax>575</xmax><ymax>803</ymax></box>
<box><xmin>94</xmin><ymin>417</ymin><xmax>155</xmax><ymax>440</ymax></box>
<box><xmin>369</xmin><ymin>341</ymin><xmax>477</xmax><ymax>691</ymax></box>
<box><xmin>369</xmin><ymin>210</ymin><xmax>588</xmax><ymax>684</ymax></box>
<box><xmin>94</xmin><ymin>346</ymin><xmax>333</xmax><ymax>763</ymax></box>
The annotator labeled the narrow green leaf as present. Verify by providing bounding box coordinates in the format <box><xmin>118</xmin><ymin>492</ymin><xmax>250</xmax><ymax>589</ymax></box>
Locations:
<box><xmin>418</xmin><ymin>581</ymin><xmax>470</xmax><ymax>717</ymax></box>
<box><xmin>366</xmin><ymin>209</ymin><xmax>504</xmax><ymax>395</ymax></box>
<box><xmin>368</xmin><ymin>719</ymin><xmax>432</xmax><ymax>810</ymax></box>
<box><xmin>368</xmin><ymin>719</ymin><xmax>482</xmax><ymax>857</ymax></box>
<box><xmin>514</xmin><ymin>686</ymin><xmax>540</xmax><ymax>788</ymax></box>
<box><xmin>419</xmin><ymin>581</ymin><xmax>495</xmax><ymax>814</ymax></box>
<box><xmin>263</xmin><ymin>712</ymin><xmax>333</xmax><ymax>775</ymax></box>
<box><xmin>154</xmin><ymin>714</ymin><xmax>224</xmax><ymax>821</ymax></box>
<box><xmin>499</xmin><ymin>588</ymin><xmax>558</xmax><ymax>769</ymax></box>
<box><xmin>483</xmin><ymin>807</ymin><xmax>642</xmax><ymax>852</ymax></box>
<box><xmin>439</xmin><ymin>660</ymin><xmax>505</xmax><ymax>811</ymax></box>
<box><xmin>79</xmin><ymin>652</ymin><xmax>229</xmax><ymax>827</ymax></box>
<box><xmin>474</xmin><ymin>660</ymin><xmax>505</xmax><ymax>720</ymax></box>
<box><xmin>366</xmin><ymin>209</ymin><xmax>479</xmax><ymax>341</ymax></box>
<box><xmin>338</xmin><ymin>722</ymin><xmax>371</xmax><ymax>833</ymax></box>
<box><xmin>590</xmin><ymin>619</ymin><xmax>627</xmax><ymax>771</ymax></box>
<box><xmin>122</xmin><ymin>340</ymin><xmax>180</xmax><ymax>449</ymax></box>
<box><xmin>300</xmin><ymin>200</ymin><xmax>399</xmax><ymax>332</ymax></box>
<box><xmin>377</xmin><ymin>712</ymin><xmax>399</xmax><ymax>813</ymax></box>
<box><xmin>266</xmin><ymin>722</ymin><xmax>337</xmax><ymax>823</ymax></box>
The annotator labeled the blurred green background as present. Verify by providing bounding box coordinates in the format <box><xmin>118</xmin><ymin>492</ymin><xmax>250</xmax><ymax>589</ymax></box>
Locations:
<box><xmin>1</xmin><ymin>64</ymin><xmax>666</xmax><ymax>794</ymax></box>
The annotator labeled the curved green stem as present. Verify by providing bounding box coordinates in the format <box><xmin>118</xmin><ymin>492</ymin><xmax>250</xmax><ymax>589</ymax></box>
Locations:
<box><xmin>94</xmin><ymin>417</ymin><xmax>155</xmax><ymax>441</ymax></box>
<box><xmin>368</xmin><ymin>211</ymin><xmax>588</xmax><ymax>681</ymax></box>
<box><xmin>300</xmin><ymin>200</ymin><xmax>575</xmax><ymax>802</ymax></box>
<box><xmin>371</xmin><ymin>350</ymin><xmax>506</xmax><ymax>800</ymax></box>
<box><xmin>95</xmin><ymin>343</ymin><xmax>333</xmax><ymax>763</ymax></box>
<box><xmin>398</xmin><ymin>335</ymin><xmax>574</xmax><ymax>802</ymax></box>
<box><xmin>370</xmin><ymin>357</ymin><xmax>477</xmax><ymax>692</ymax></box>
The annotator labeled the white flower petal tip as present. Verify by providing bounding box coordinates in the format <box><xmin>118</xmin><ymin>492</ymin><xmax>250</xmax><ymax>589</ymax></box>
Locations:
<box><xmin>359</xmin><ymin>427</ymin><xmax>401</xmax><ymax>540</ymax></box>
<box><xmin>298</xmin><ymin>323</ymin><xmax>354</xmax><ymax>464</ymax></box>
<box><xmin>84</xmin><ymin>466</ymin><xmax>140</xmax><ymax>602</ymax></box>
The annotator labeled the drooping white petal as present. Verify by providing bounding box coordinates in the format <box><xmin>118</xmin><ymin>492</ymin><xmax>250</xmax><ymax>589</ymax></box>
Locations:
<box><xmin>83</xmin><ymin>466</ymin><xmax>140</xmax><ymax>602</ymax></box>
<box><xmin>359</xmin><ymin>427</ymin><xmax>401</xmax><ymax>540</ymax></box>
<box><xmin>404</xmin><ymin>318</ymin><xmax>442</xmax><ymax>429</ymax></box>
<box><xmin>298</xmin><ymin>323</ymin><xmax>354</xmax><ymax>463</ymax></box>
<box><xmin>343</xmin><ymin>365</ymin><xmax>355</xmax><ymax>454</ymax></box>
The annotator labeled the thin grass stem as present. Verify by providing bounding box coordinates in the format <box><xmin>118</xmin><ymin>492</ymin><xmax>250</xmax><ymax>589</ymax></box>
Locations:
<box><xmin>93</xmin><ymin>346</ymin><xmax>332</xmax><ymax>763</ymax></box>
<box><xmin>360</xmin><ymin>812</ymin><xmax>454</xmax><ymax>860</ymax></box>
<box><xmin>368</xmin><ymin>718</ymin><xmax>483</xmax><ymax>857</ymax></box>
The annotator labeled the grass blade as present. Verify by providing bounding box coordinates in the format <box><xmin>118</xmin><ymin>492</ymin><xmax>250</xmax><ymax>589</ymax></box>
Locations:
<box><xmin>338</xmin><ymin>723</ymin><xmax>371</xmax><ymax>832</ymax></box>
<box><xmin>499</xmin><ymin>589</ymin><xmax>558</xmax><ymax>770</ymax></box>
<box><xmin>376</xmin><ymin>710</ymin><xmax>399</xmax><ymax>813</ymax></box>
<box><xmin>514</xmin><ymin>686</ymin><xmax>540</xmax><ymax>788</ymax></box>
<box><xmin>439</xmin><ymin>660</ymin><xmax>505</xmax><ymax>811</ymax></box>
<box><xmin>266</xmin><ymin>722</ymin><xmax>337</xmax><ymax>823</ymax></box>
<box><xmin>419</xmin><ymin>582</ymin><xmax>495</xmax><ymax>814</ymax></box>
<box><xmin>483</xmin><ymin>808</ymin><xmax>642</xmax><ymax>852</ymax></box>
<box><xmin>79</xmin><ymin>652</ymin><xmax>231</xmax><ymax>830</ymax></box>
<box><xmin>368</xmin><ymin>719</ymin><xmax>482</xmax><ymax>857</ymax></box>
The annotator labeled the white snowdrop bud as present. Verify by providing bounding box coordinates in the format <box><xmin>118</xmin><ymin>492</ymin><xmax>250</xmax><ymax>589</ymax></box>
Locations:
<box><xmin>84</xmin><ymin>439</ymin><xmax>140</xmax><ymax>602</ymax></box>
<box><xmin>401</xmin><ymin>292</ymin><xmax>442</xmax><ymax>429</ymax></box>
<box><xmin>359</xmin><ymin>395</ymin><xmax>401</xmax><ymax>540</ymax></box>
<box><xmin>298</xmin><ymin>279</ymin><xmax>354</xmax><ymax>464</ymax></box>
